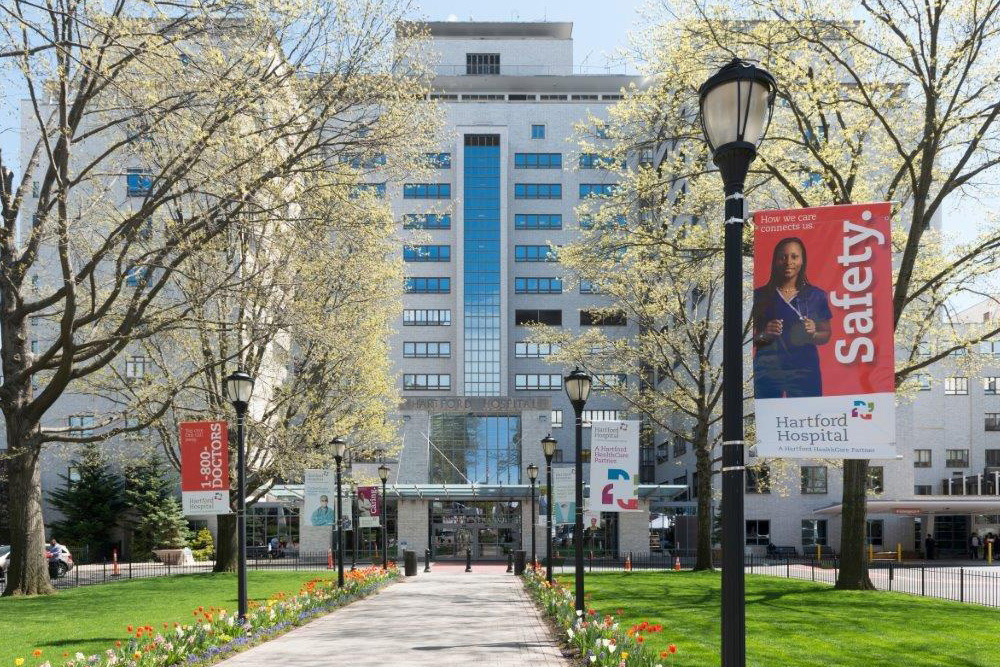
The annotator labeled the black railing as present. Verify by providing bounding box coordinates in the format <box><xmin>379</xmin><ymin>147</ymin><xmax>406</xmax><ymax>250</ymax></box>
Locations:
<box><xmin>0</xmin><ymin>551</ymin><xmax>385</xmax><ymax>595</ymax></box>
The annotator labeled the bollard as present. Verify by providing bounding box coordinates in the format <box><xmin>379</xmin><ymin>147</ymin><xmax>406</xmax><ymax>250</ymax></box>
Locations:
<box><xmin>869</xmin><ymin>544</ymin><xmax>874</xmax><ymax>562</ymax></box>
<box><xmin>888</xmin><ymin>562</ymin><xmax>894</xmax><ymax>591</ymax></box>
<box><xmin>465</xmin><ymin>548</ymin><xmax>472</xmax><ymax>573</ymax></box>
<box><xmin>990</xmin><ymin>542</ymin><xmax>994</xmax><ymax>565</ymax></box>
<box><xmin>507</xmin><ymin>553</ymin><xmax>513</xmax><ymax>573</ymax></box>
<box><xmin>424</xmin><ymin>549</ymin><xmax>431</xmax><ymax>573</ymax></box>
<box><xmin>816</xmin><ymin>543</ymin><xmax>821</xmax><ymax>564</ymax></box>
<box><xmin>961</xmin><ymin>567</ymin><xmax>965</xmax><ymax>602</ymax></box>
<box><xmin>921</xmin><ymin>565</ymin><xmax>925</xmax><ymax>597</ymax></box>
<box><xmin>897</xmin><ymin>543</ymin><xmax>902</xmax><ymax>563</ymax></box>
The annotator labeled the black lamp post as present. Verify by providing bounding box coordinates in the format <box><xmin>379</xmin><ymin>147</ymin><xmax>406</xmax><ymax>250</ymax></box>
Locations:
<box><xmin>698</xmin><ymin>58</ymin><xmax>776</xmax><ymax>667</ymax></box>
<box><xmin>332</xmin><ymin>437</ymin><xmax>347</xmax><ymax>587</ymax></box>
<box><xmin>378</xmin><ymin>463</ymin><xmax>389</xmax><ymax>570</ymax></box>
<box><xmin>527</xmin><ymin>463</ymin><xmax>539</xmax><ymax>564</ymax></box>
<box><xmin>564</xmin><ymin>367</ymin><xmax>592</xmax><ymax>613</ymax></box>
<box><xmin>224</xmin><ymin>369</ymin><xmax>255</xmax><ymax>623</ymax></box>
<box><xmin>542</xmin><ymin>434</ymin><xmax>557</xmax><ymax>583</ymax></box>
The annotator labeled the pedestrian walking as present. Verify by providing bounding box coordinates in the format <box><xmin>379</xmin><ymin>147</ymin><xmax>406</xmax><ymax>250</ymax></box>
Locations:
<box><xmin>925</xmin><ymin>533</ymin><xmax>936</xmax><ymax>560</ymax></box>
<box><xmin>970</xmin><ymin>532</ymin><xmax>980</xmax><ymax>560</ymax></box>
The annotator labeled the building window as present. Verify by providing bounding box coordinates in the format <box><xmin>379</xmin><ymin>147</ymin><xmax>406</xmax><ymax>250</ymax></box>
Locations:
<box><xmin>125</xmin><ymin>267</ymin><xmax>149</xmax><ymax>288</ymax></box>
<box><xmin>580</xmin><ymin>310</ymin><xmax>627</xmax><ymax>326</ymax></box>
<box><xmin>514</xmin><ymin>277</ymin><xmax>563</xmax><ymax>294</ymax></box>
<box><xmin>126</xmin><ymin>168</ymin><xmax>152</xmax><ymax>197</ymax></box>
<box><xmin>579</xmin><ymin>214</ymin><xmax>626</xmax><ymax>230</ymax></box>
<box><xmin>914</xmin><ymin>449</ymin><xmax>932</xmax><ymax>467</ymax></box>
<box><xmin>944</xmin><ymin>377</ymin><xmax>969</xmax><ymax>395</ymax></box>
<box><xmin>746</xmin><ymin>464</ymin><xmax>770</xmax><ymax>494</ymax></box>
<box><xmin>531</xmin><ymin>124</ymin><xmax>545</xmax><ymax>139</ymax></box>
<box><xmin>350</xmin><ymin>183</ymin><xmax>386</xmax><ymax>198</ymax></box>
<box><xmin>403</xmin><ymin>245</ymin><xmax>450</xmax><ymax>262</ymax></box>
<box><xmin>916</xmin><ymin>374</ymin><xmax>932</xmax><ymax>391</ymax></box>
<box><xmin>124</xmin><ymin>416</ymin><xmax>150</xmax><ymax>439</ymax></box>
<box><xmin>404</xmin><ymin>277</ymin><xmax>451</xmax><ymax>293</ymax></box>
<box><xmin>515</xmin><ymin>245</ymin><xmax>557</xmax><ymax>262</ymax></box>
<box><xmin>746</xmin><ymin>520</ymin><xmax>770</xmax><ymax>546</ymax></box>
<box><xmin>515</xmin><ymin>214</ymin><xmax>562</xmax><ymax>230</ymax></box>
<box><xmin>867</xmin><ymin>466</ymin><xmax>884</xmax><ymax>493</ymax></box>
<box><xmin>466</xmin><ymin>53</ymin><xmax>500</xmax><ymax>75</ymax></box>
<box><xmin>553</xmin><ymin>449</ymin><xmax>564</xmax><ymax>463</ymax></box>
<box><xmin>593</xmin><ymin>374</ymin><xmax>627</xmax><ymax>391</ymax></box>
<box><xmin>802</xmin><ymin>519</ymin><xmax>828</xmax><ymax>547</ymax></box>
<box><xmin>515</xmin><ymin>374</ymin><xmax>562</xmax><ymax>391</ymax></box>
<box><xmin>403</xmin><ymin>213</ymin><xmax>451</xmax><ymax>230</ymax></box>
<box><xmin>69</xmin><ymin>415</ymin><xmax>95</xmax><ymax>438</ymax></box>
<box><xmin>980</xmin><ymin>339</ymin><xmax>1000</xmax><ymax>356</ymax></box>
<box><xmin>67</xmin><ymin>466</ymin><xmax>81</xmax><ymax>484</ymax></box>
<box><xmin>514</xmin><ymin>153</ymin><xmax>562</xmax><ymax>169</ymax></box>
<box><xmin>800</xmin><ymin>466</ymin><xmax>828</xmax><ymax>494</ymax></box>
<box><xmin>866</xmin><ymin>519</ymin><xmax>884</xmax><ymax>547</ymax></box>
<box><xmin>579</xmin><ymin>153</ymin><xmax>618</xmax><ymax>169</ymax></box>
<box><xmin>403</xmin><ymin>183</ymin><xmax>451</xmax><ymax>199</ymax></box>
<box><xmin>515</xmin><ymin>183</ymin><xmax>561</xmax><ymax>199</ymax></box>
<box><xmin>403</xmin><ymin>309</ymin><xmax>451</xmax><ymax>326</ymax></box>
<box><xmin>914</xmin><ymin>485</ymin><xmax>933</xmax><ymax>495</ymax></box>
<box><xmin>551</xmin><ymin>410</ymin><xmax>563</xmax><ymax>428</ymax></box>
<box><xmin>403</xmin><ymin>374</ymin><xmax>451</xmax><ymax>391</ymax></box>
<box><xmin>987</xmin><ymin>449</ymin><xmax>1000</xmax><ymax>467</ymax></box>
<box><xmin>515</xmin><ymin>309</ymin><xmax>562</xmax><ymax>326</ymax></box>
<box><xmin>672</xmin><ymin>437</ymin><xmax>687</xmax><ymax>457</ymax></box>
<box><xmin>917</xmin><ymin>340</ymin><xmax>932</xmax><ymax>356</ymax></box>
<box><xmin>425</xmin><ymin>152</ymin><xmax>452</xmax><ymax>169</ymax></box>
<box><xmin>986</xmin><ymin>413</ymin><xmax>1000</xmax><ymax>431</ymax></box>
<box><xmin>946</xmin><ymin>449</ymin><xmax>970</xmax><ymax>467</ymax></box>
<box><xmin>515</xmin><ymin>342</ymin><xmax>558</xmax><ymax>358</ymax></box>
<box><xmin>126</xmin><ymin>355</ymin><xmax>149</xmax><ymax>379</ymax></box>
<box><xmin>985</xmin><ymin>377</ymin><xmax>1000</xmax><ymax>395</ymax></box>
<box><xmin>579</xmin><ymin>183</ymin><xmax>617</xmax><ymax>198</ymax></box>
<box><xmin>402</xmin><ymin>342</ymin><xmax>451</xmax><ymax>358</ymax></box>
<box><xmin>581</xmin><ymin>410</ymin><xmax>625</xmax><ymax>427</ymax></box>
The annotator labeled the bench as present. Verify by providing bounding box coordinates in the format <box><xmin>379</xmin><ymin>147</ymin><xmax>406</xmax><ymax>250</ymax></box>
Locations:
<box><xmin>767</xmin><ymin>545</ymin><xmax>798</xmax><ymax>558</ymax></box>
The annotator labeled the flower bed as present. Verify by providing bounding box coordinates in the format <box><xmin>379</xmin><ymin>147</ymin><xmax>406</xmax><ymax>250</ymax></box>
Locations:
<box><xmin>521</xmin><ymin>566</ymin><xmax>676</xmax><ymax>667</ymax></box>
<box><xmin>19</xmin><ymin>565</ymin><xmax>398</xmax><ymax>667</ymax></box>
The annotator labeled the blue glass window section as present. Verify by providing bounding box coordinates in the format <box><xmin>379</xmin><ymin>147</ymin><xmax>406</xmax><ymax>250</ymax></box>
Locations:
<box><xmin>514</xmin><ymin>183</ymin><xmax>561</xmax><ymax>199</ymax></box>
<box><xmin>515</xmin><ymin>214</ymin><xmax>562</xmax><ymax>230</ymax></box>
<box><xmin>579</xmin><ymin>183</ymin><xmax>617</xmax><ymax>198</ymax></box>
<box><xmin>350</xmin><ymin>183</ymin><xmax>386</xmax><ymax>198</ymax></box>
<box><xmin>404</xmin><ymin>277</ymin><xmax>451</xmax><ymax>293</ymax></box>
<box><xmin>429</xmin><ymin>414</ymin><xmax>522</xmax><ymax>484</ymax></box>
<box><xmin>125</xmin><ymin>266</ymin><xmax>149</xmax><ymax>287</ymax></box>
<box><xmin>514</xmin><ymin>245</ymin><xmax>557</xmax><ymax>262</ymax></box>
<box><xmin>531</xmin><ymin>124</ymin><xmax>545</xmax><ymax>139</ymax></box>
<box><xmin>579</xmin><ymin>153</ymin><xmax>619</xmax><ymax>169</ymax></box>
<box><xmin>403</xmin><ymin>183</ymin><xmax>452</xmax><ymax>199</ymax></box>
<box><xmin>425</xmin><ymin>153</ymin><xmax>452</xmax><ymax>169</ymax></box>
<box><xmin>515</xmin><ymin>277</ymin><xmax>562</xmax><ymax>294</ymax></box>
<box><xmin>404</xmin><ymin>245</ymin><xmax>451</xmax><ymax>262</ymax></box>
<box><xmin>464</xmin><ymin>136</ymin><xmax>502</xmax><ymax>396</ymax></box>
<box><xmin>403</xmin><ymin>213</ymin><xmax>451</xmax><ymax>229</ymax></box>
<box><xmin>514</xmin><ymin>153</ymin><xmax>562</xmax><ymax>169</ymax></box>
<box><xmin>126</xmin><ymin>169</ymin><xmax>152</xmax><ymax>197</ymax></box>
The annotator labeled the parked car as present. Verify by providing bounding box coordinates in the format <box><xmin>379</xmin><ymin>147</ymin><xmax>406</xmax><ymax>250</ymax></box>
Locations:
<box><xmin>0</xmin><ymin>545</ymin><xmax>9</xmax><ymax>580</ymax></box>
<box><xmin>46</xmin><ymin>543</ymin><xmax>73</xmax><ymax>578</ymax></box>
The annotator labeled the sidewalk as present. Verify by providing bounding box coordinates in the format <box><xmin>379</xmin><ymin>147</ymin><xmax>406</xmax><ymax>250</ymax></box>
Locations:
<box><xmin>215</xmin><ymin>568</ymin><xmax>570</xmax><ymax>667</ymax></box>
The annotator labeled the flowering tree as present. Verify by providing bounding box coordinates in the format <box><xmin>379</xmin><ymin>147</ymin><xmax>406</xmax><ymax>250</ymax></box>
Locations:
<box><xmin>0</xmin><ymin>0</ymin><xmax>434</xmax><ymax>595</ymax></box>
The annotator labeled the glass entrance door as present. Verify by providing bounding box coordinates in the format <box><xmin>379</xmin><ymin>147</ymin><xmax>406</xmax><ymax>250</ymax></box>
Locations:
<box><xmin>430</xmin><ymin>500</ymin><xmax>521</xmax><ymax>560</ymax></box>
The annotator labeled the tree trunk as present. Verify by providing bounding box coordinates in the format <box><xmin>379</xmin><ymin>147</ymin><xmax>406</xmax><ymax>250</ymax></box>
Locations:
<box><xmin>836</xmin><ymin>459</ymin><xmax>875</xmax><ymax>590</ymax></box>
<box><xmin>3</xmin><ymin>432</ymin><xmax>54</xmax><ymax>596</ymax></box>
<box><xmin>213</xmin><ymin>512</ymin><xmax>238</xmax><ymax>572</ymax></box>
<box><xmin>693</xmin><ymin>430</ymin><xmax>714</xmax><ymax>571</ymax></box>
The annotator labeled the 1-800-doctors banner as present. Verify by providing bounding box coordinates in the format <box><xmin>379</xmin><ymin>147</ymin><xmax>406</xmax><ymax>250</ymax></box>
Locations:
<box><xmin>752</xmin><ymin>203</ymin><xmax>896</xmax><ymax>459</ymax></box>
<box><xmin>180</xmin><ymin>421</ymin><xmax>230</xmax><ymax>515</ymax></box>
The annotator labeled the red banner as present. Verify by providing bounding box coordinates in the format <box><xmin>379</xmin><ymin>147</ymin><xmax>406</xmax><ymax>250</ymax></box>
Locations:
<box><xmin>180</xmin><ymin>421</ymin><xmax>230</xmax><ymax>514</ymax></box>
<box><xmin>358</xmin><ymin>486</ymin><xmax>380</xmax><ymax>517</ymax></box>
<box><xmin>752</xmin><ymin>203</ymin><xmax>896</xmax><ymax>458</ymax></box>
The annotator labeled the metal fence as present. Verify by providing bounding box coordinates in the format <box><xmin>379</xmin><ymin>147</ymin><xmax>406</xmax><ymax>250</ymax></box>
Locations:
<box><xmin>550</xmin><ymin>552</ymin><xmax>1000</xmax><ymax>609</ymax></box>
<box><xmin>0</xmin><ymin>551</ymin><xmax>381</xmax><ymax>595</ymax></box>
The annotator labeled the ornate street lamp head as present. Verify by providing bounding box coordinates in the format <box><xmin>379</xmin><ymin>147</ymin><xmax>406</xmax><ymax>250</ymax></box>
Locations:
<box><xmin>564</xmin><ymin>367</ymin><xmax>592</xmax><ymax>406</ymax></box>
<box><xmin>541</xmin><ymin>434</ymin><xmax>558</xmax><ymax>459</ymax></box>
<box><xmin>378</xmin><ymin>464</ymin><xmax>389</xmax><ymax>482</ymax></box>
<box><xmin>527</xmin><ymin>463</ymin><xmax>539</xmax><ymax>481</ymax></box>
<box><xmin>332</xmin><ymin>437</ymin><xmax>347</xmax><ymax>462</ymax></box>
<box><xmin>224</xmin><ymin>369</ymin><xmax>254</xmax><ymax>412</ymax></box>
<box><xmin>699</xmin><ymin>58</ymin><xmax>777</xmax><ymax>189</ymax></box>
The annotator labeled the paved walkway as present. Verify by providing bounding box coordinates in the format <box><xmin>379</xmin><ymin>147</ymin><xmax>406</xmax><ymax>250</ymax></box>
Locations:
<box><xmin>215</xmin><ymin>568</ymin><xmax>570</xmax><ymax>667</ymax></box>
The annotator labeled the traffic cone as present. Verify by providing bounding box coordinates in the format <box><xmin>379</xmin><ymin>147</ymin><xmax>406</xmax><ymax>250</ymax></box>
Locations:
<box><xmin>674</xmin><ymin>556</ymin><xmax>681</xmax><ymax>571</ymax></box>
<box><xmin>327</xmin><ymin>548</ymin><xmax>334</xmax><ymax>569</ymax></box>
<box><xmin>625</xmin><ymin>553</ymin><xmax>632</xmax><ymax>571</ymax></box>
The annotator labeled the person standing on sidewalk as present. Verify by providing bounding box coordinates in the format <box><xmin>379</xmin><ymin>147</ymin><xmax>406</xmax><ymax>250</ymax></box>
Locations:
<box><xmin>925</xmin><ymin>533</ymin><xmax>936</xmax><ymax>560</ymax></box>
<box><xmin>970</xmin><ymin>532</ymin><xmax>981</xmax><ymax>560</ymax></box>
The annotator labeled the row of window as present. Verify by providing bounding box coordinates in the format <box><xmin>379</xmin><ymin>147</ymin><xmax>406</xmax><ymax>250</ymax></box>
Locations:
<box><xmin>404</xmin><ymin>277</ymin><xmax>451</xmax><ymax>294</ymax></box>
<box><xmin>915</xmin><ymin>448</ymin><xmax>1000</xmax><ymax>467</ymax></box>
<box><xmin>428</xmin><ymin>94</ymin><xmax>623</xmax><ymax>104</ymax></box>
<box><xmin>401</xmin><ymin>340</ymin><xmax>561</xmax><ymax>358</ymax></box>
<box><xmin>916</xmin><ymin>340</ymin><xmax>1000</xmax><ymax>356</ymax></box>
<box><xmin>745</xmin><ymin>519</ymin><xmax>885</xmax><ymax>547</ymax></box>
<box><xmin>402</xmin><ymin>213</ymin><xmax>625</xmax><ymax>232</ymax></box>
<box><xmin>745</xmin><ymin>464</ymin><xmax>885</xmax><ymax>495</ymax></box>
<box><xmin>513</xmin><ymin>309</ymin><xmax>628</xmax><ymax>327</ymax></box>
<box><xmin>403</xmin><ymin>374</ymin><xmax>451</xmax><ymax>390</ymax></box>
<box><xmin>549</xmin><ymin>409</ymin><xmax>625</xmax><ymax>429</ymax></box>
<box><xmin>914</xmin><ymin>375</ymin><xmax>1000</xmax><ymax>395</ymax></box>
<box><xmin>404</xmin><ymin>244</ymin><xmax>607</xmax><ymax>264</ymax></box>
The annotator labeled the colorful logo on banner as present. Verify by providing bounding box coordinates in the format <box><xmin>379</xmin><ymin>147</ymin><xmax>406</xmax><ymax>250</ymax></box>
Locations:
<box><xmin>180</xmin><ymin>421</ymin><xmax>230</xmax><ymax>515</ymax></box>
<box><xmin>751</xmin><ymin>202</ymin><xmax>896</xmax><ymax>459</ymax></box>
<box><xmin>588</xmin><ymin>420</ymin><xmax>641</xmax><ymax>512</ymax></box>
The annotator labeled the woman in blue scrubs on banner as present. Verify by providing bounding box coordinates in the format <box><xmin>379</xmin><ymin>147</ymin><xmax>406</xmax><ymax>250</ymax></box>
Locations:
<box><xmin>753</xmin><ymin>237</ymin><xmax>833</xmax><ymax>398</ymax></box>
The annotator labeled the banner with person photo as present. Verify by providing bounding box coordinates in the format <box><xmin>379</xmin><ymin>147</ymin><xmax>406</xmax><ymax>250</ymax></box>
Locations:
<box><xmin>752</xmin><ymin>202</ymin><xmax>896</xmax><ymax>458</ymax></box>
<box><xmin>303</xmin><ymin>469</ymin><xmax>336</xmax><ymax>527</ymax></box>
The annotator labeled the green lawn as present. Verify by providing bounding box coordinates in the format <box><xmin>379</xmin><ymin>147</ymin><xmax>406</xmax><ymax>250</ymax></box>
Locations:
<box><xmin>558</xmin><ymin>571</ymin><xmax>999</xmax><ymax>667</ymax></box>
<box><xmin>0</xmin><ymin>571</ymin><xmax>338</xmax><ymax>666</ymax></box>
